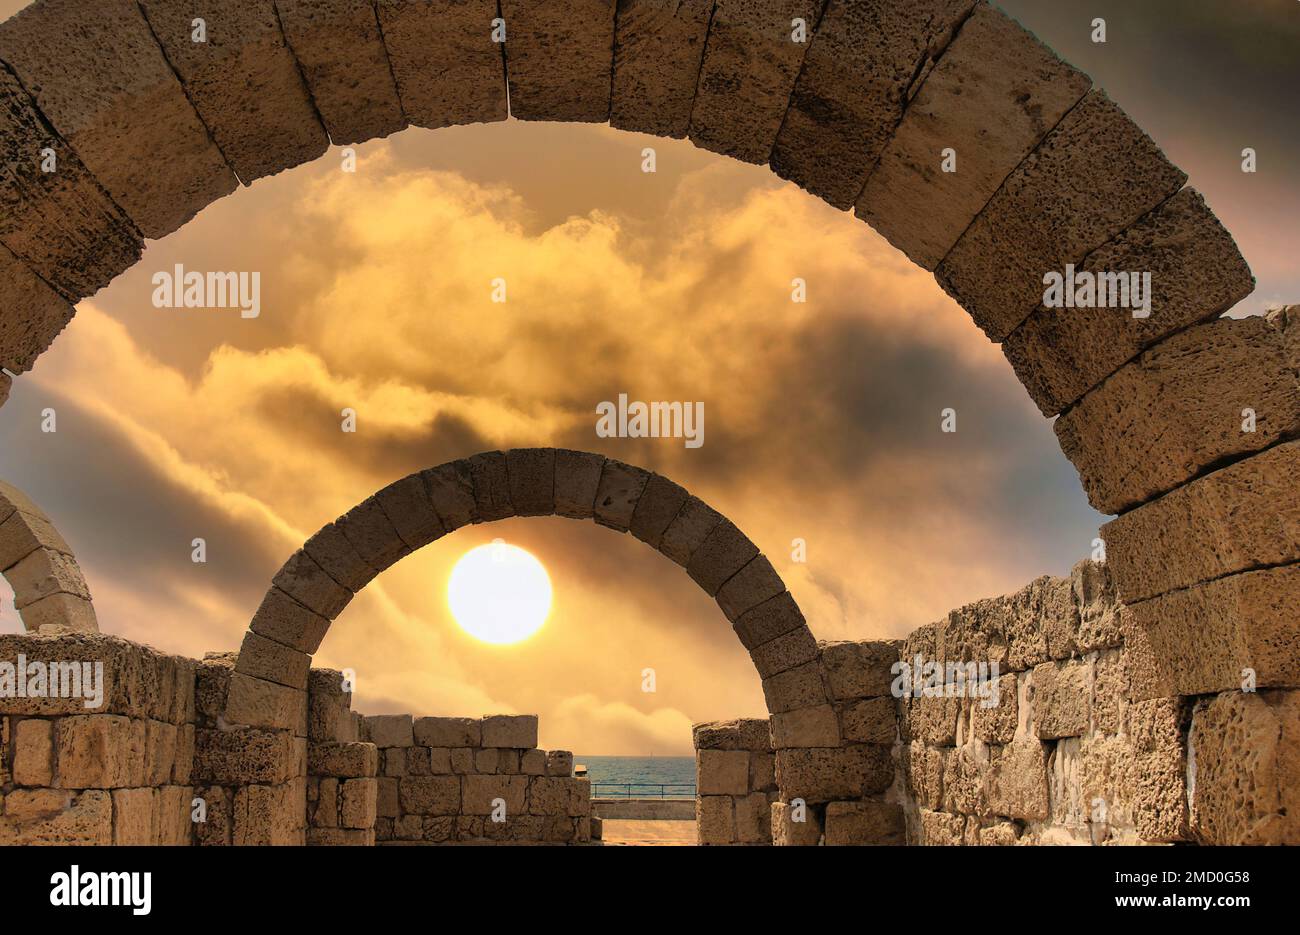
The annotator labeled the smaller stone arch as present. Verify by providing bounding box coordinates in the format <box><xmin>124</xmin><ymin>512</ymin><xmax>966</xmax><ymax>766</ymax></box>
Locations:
<box><xmin>0</xmin><ymin>478</ymin><xmax>97</xmax><ymax>632</ymax></box>
<box><xmin>223</xmin><ymin>449</ymin><xmax>823</xmax><ymax>745</ymax></box>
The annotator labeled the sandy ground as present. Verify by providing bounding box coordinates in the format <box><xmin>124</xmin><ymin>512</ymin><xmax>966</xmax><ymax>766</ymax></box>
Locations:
<box><xmin>598</xmin><ymin>819</ymin><xmax>697</xmax><ymax>846</ymax></box>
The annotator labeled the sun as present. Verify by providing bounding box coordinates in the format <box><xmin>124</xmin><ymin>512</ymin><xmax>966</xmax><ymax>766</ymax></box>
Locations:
<box><xmin>447</xmin><ymin>540</ymin><xmax>552</xmax><ymax>645</ymax></box>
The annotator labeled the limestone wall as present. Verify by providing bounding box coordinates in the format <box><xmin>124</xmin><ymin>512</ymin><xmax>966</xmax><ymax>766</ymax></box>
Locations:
<box><xmin>364</xmin><ymin>713</ymin><xmax>592</xmax><ymax>844</ymax></box>
<box><xmin>693</xmin><ymin>718</ymin><xmax>778</xmax><ymax>845</ymax></box>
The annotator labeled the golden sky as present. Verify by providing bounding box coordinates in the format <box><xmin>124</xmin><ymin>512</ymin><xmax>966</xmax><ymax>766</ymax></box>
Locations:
<box><xmin>0</xmin><ymin>1</ymin><xmax>1295</xmax><ymax>755</ymax></box>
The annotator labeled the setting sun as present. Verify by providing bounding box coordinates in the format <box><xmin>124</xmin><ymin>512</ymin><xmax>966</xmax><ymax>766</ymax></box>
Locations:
<box><xmin>447</xmin><ymin>540</ymin><xmax>553</xmax><ymax>645</ymax></box>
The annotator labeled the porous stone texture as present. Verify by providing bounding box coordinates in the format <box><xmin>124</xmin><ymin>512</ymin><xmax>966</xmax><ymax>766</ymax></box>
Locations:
<box><xmin>374</xmin><ymin>473</ymin><xmax>444</xmax><ymax>550</ymax></box>
<box><xmin>593</xmin><ymin>458</ymin><xmax>649</xmax><ymax>531</ymax></box>
<box><xmin>772</xmin><ymin>0</ymin><xmax>976</xmax><ymax>210</ymax></box>
<box><xmin>500</xmin><ymin>0</ymin><xmax>617</xmax><ymax>122</ymax></box>
<box><xmin>1003</xmin><ymin>188</ymin><xmax>1255</xmax><ymax>416</ymax></box>
<box><xmin>138</xmin><ymin>0</ymin><xmax>329</xmax><ymax>183</ymax></box>
<box><xmin>610</xmin><ymin>0</ymin><xmax>712</xmax><ymax>138</ymax></box>
<box><xmin>0</xmin><ymin>66</ymin><xmax>142</xmax><ymax>299</ymax></box>
<box><xmin>506</xmin><ymin>447</ymin><xmax>555</xmax><ymax>516</ymax></box>
<box><xmin>552</xmin><ymin>449</ymin><xmax>604</xmax><ymax>519</ymax></box>
<box><xmin>936</xmin><ymin>90</ymin><xmax>1187</xmax><ymax>342</ymax></box>
<box><xmin>374</xmin><ymin>0</ymin><xmax>506</xmax><ymax>129</ymax></box>
<box><xmin>276</xmin><ymin>0</ymin><xmax>406</xmax><ymax>144</ymax></box>
<box><xmin>692</xmin><ymin>719</ymin><xmax>777</xmax><ymax>844</ymax></box>
<box><xmin>854</xmin><ymin>2</ymin><xmax>1090</xmax><ymax>266</ymax></box>
<box><xmin>0</xmin><ymin>479</ymin><xmax>97</xmax><ymax>632</ymax></box>
<box><xmin>1055</xmin><ymin>315</ymin><xmax>1300</xmax><ymax>516</ymax></box>
<box><xmin>689</xmin><ymin>0</ymin><xmax>824</xmax><ymax>164</ymax></box>
<box><xmin>1189</xmin><ymin>690</ymin><xmax>1299</xmax><ymax>845</ymax></box>
<box><xmin>0</xmin><ymin>244</ymin><xmax>74</xmax><ymax>374</ymax></box>
<box><xmin>1126</xmin><ymin>565</ymin><xmax>1300</xmax><ymax>697</ymax></box>
<box><xmin>628</xmin><ymin>473</ymin><xmax>688</xmax><ymax>548</ymax></box>
<box><xmin>0</xmin><ymin>0</ymin><xmax>237</xmax><ymax>239</ymax></box>
<box><xmin>1103</xmin><ymin>441</ymin><xmax>1300</xmax><ymax>605</ymax></box>
<box><xmin>823</xmin><ymin>800</ymin><xmax>906</xmax><ymax>845</ymax></box>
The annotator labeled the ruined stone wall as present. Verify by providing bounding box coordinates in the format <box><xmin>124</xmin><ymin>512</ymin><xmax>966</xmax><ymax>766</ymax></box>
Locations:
<box><xmin>364</xmin><ymin>713</ymin><xmax>591</xmax><ymax>844</ymax></box>
<box><xmin>0</xmin><ymin>631</ymin><xmax>196</xmax><ymax>844</ymax></box>
<box><xmin>693</xmin><ymin>718</ymin><xmax>778</xmax><ymax>845</ymax></box>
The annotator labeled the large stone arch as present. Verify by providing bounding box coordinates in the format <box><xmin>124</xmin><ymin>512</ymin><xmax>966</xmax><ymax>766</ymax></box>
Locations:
<box><xmin>0</xmin><ymin>478</ymin><xmax>97</xmax><ymax>632</ymax></box>
<box><xmin>222</xmin><ymin>449</ymin><xmax>820</xmax><ymax>743</ymax></box>
<box><xmin>0</xmin><ymin>1</ymin><xmax>1293</xmax><ymax>736</ymax></box>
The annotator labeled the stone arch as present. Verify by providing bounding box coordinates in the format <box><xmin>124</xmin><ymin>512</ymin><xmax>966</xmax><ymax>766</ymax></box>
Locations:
<box><xmin>0</xmin><ymin>1</ymin><xmax>1292</xmax><ymax>719</ymax></box>
<box><xmin>0</xmin><ymin>478</ymin><xmax>98</xmax><ymax>632</ymax></box>
<box><xmin>223</xmin><ymin>450</ymin><xmax>820</xmax><ymax>739</ymax></box>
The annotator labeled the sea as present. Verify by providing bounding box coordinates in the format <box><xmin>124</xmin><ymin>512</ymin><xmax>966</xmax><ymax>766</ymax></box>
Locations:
<box><xmin>576</xmin><ymin>755</ymin><xmax>696</xmax><ymax>799</ymax></box>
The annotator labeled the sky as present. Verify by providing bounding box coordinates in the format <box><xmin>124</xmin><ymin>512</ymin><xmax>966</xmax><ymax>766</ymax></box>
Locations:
<box><xmin>0</xmin><ymin>1</ymin><xmax>1295</xmax><ymax>754</ymax></box>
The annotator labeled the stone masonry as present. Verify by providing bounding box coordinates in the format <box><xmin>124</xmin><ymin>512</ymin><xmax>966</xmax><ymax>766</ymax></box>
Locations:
<box><xmin>693</xmin><ymin>718</ymin><xmax>778</xmax><ymax>844</ymax></box>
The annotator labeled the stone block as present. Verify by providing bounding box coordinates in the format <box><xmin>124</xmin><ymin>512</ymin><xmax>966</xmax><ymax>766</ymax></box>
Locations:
<box><xmin>697</xmin><ymin>749</ymin><xmax>750</xmax><ymax>795</ymax></box>
<box><xmin>692</xmin><ymin>719</ymin><xmax>771</xmax><ymax>752</ymax></box>
<box><xmin>936</xmin><ymin>90</ymin><xmax>1187</xmax><ymax>342</ymax></box>
<box><xmin>527</xmin><ymin>776</ymin><xmax>570</xmax><ymax>815</ymax></box>
<box><xmin>823</xmin><ymin>800</ymin><xmax>906</xmax><ymax>845</ymax></box>
<box><xmin>771</xmin><ymin>799</ymin><xmax>821</xmax><ymax>846</ymax></box>
<box><xmin>307</xmin><ymin>668</ymin><xmax>353</xmax><ymax>742</ymax></box>
<box><xmin>304</xmin><ymin>521</ymin><xmax>376</xmax><ymax>593</ymax></box>
<box><xmin>687</xmin><ymin>520</ymin><xmax>759</xmax><ymax>595</ymax></box>
<box><xmin>592</xmin><ymin>458</ymin><xmax>650</xmax><ymax>531</ymax></box>
<box><xmin>1104</xmin><ymin>441</ymin><xmax>1300</xmax><ymax>604</ymax></box>
<box><xmin>236</xmin><ymin>630</ymin><xmax>311</xmax><ymax>689</ymax></box>
<box><xmin>716</xmin><ymin>555</ymin><xmax>786</xmax><ymax>621</ymax></box>
<box><xmin>0</xmin><ymin>789</ymin><xmax>112</xmax><ymax>845</ymax></box>
<box><xmin>971</xmin><ymin>673</ymin><xmax>1017</xmax><ymax>744</ymax></box>
<box><xmin>1057</xmin><ymin>316</ymin><xmax>1300</xmax><ymax>516</ymax></box>
<box><xmin>466</xmin><ymin>451</ymin><xmax>513</xmax><ymax>521</ymax></box>
<box><xmin>363</xmin><ymin>714</ymin><xmax>414</xmax><ymax>748</ymax></box>
<box><xmin>610</xmin><ymin>0</ymin><xmax>712</xmax><ymax>138</ymax></box>
<box><xmin>376</xmin><ymin>777</ymin><xmax>399</xmax><ymax>818</ymax></box>
<box><xmin>422</xmin><ymin>459</ymin><xmax>479</xmax><ymax>530</ymax></box>
<box><xmin>749</xmin><ymin>751</ymin><xmax>775</xmax><ymax>790</ymax></box>
<box><xmin>0</xmin><ymin>0</ymin><xmax>237</xmax><ymax>239</ymax></box>
<box><xmin>733</xmin><ymin>791</ymin><xmax>771</xmax><ymax>843</ymax></box>
<box><xmin>986</xmin><ymin>738</ymin><xmax>1049</xmax><ymax>820</ymax></box>
<box><xmin>1071</xmin><ymin>559</ymin><xmax>1127</xmax><ymax>652</ymax></box>
<box><xmin>545</xmin><ymin>750</ymin><xmax>574</xmax><ymax>777</ymax></box>
<box><xmin>520</xmin><ymin>748</ymin><xmax>546</xmax><ymax>775</ymax></box>
<box><xmin>193</xmin><ymin>727</ymin><xmax>297</xmax><ymax>784</ymax></box>
<box><xmin>375</xmin><ymin>473</ymin><xmax>445</xmax><ymax>550</ymax></box>
<box><xmin>224</xmin><ymin>672</ymin><xmax>306</xmax><ymax>734</ymax></box>
<box><xmin>272</xmin><ymin>549</ymin><xmax>353</xmax><ymax>619</ymax></box>
<box><xmin>337</xmin><ymin>496</ymin><xmax>411</xmax><ymax>572</ymax></box>
<box><xmin>460</xmin><ymin>774</ymin><xmax>528</xmax><ymax>815</ymax></box>
<box><xmin>399</xmin><ymin>775</ymin><xmax>461</xmax><ymax>815</ymax></box>
<box><xmin>1005</xmin><ymin>188</ymin><xmax>1255</xmax><ymax>416</ymax></box>
<box><xmin>770</xmin><ymin>704</ymin><xmax>841</xmax><ymax>748</ymax></box>
<box><xmin>917</xmin><ymin>808</ymin><xmax>965</xmax><ymax>845</ymax></box>
<box><xmin>375</xmin><ymin>0</ymin><xmax>506</xmax><ymax>129</ymax></box>
<box><xmin>1129</xmin><ymin>698</ymin><xmax>1190</xmax><ymax>842</ymax></box>
<box><xmin>839</xmin><ymin>696</ymin><xmax>897</xmax><ymax>745</ymax></box>
<box><xmin>0</xmin><ymin>67</ymin><xmax>142</xmax><ymax>300</ymax></box>
<box><xmin>732</xmin><ymin>591</ymin><xmax>806</xmax><ymax>652</ymax></box>
<box><xmin>1032</xmin><ymin>659</ymin><xmax>1090</xmax><ymax>739</ymax></box>
<box><xmin>339</xmin><ymin>777</ymin><xmax>378</xmax><ymax>828</ymax></box>
<box><xmin>277</xmin><ymin>0</ymin><xmax>406</xmax><ymax>144</ymax></box>
<box><xmin>111</xmin><ymin>787</ymin><xmax>155</xmax><ymax>845</ymax></box>
<box><xmin>233</xmin><ymin>780</ymin><xmax>305</xmax><ymax>845</ymax></box>
<box><xmin>761</xmin><ymin>660</ymin><xmax>828</xmax><ymax>715</ymax></box>
<box><xmin>1091</xmin><ymin>649</ymin><xmax>1127</xmax><ymax>735</ymax></box>
<box><xmin>855</xmin><ymin>2</ymin><xmax>1088</xmax><ymax>265</ymax></box>
<box><xmin>500</xmin><ymin>0</ymin><xmax>617</xmax><ymax>122</ymax></box>
<box><xmin>688</xmin><ymin>0</ymin><xmax>822</xmax><ymax>164</ymax></box>
<box><xmin>628</xmin><ymin>472</ymin><xmax>689</xmax><ymax>548</ymax></box>
<box><xmin>551</xmin><ymin>449</ymin><xmax>604</xmax><ymax>519</ymax></box>
<box><xmin>1128</xmin><ymin>565</ymin><xmax>1300</xmax><ymax>696</ymax></box>
<box><xmin>5</xmin><ymin>548</ymin><xmax>90</xmax><ymax>608</ymax></box>
<box><xmin>1189</xmin><ymin>690</ymin><xmax>1299</xmax><ymax>845</ymax></box>
<box><xmin>309</xmin><ymin>741</ymin><xmax>378</xmax><ymax>778</ymax></box>
<box><xmin>138</xmin><ymin>0</ymin><xmax>329</xmax><ymax>183</ymax></box>
<box><xmin>414</xmin><ymin>716</ymin><xmax>480</xmax><ymax>748</ymax></box>
<box><xmin>774</xmin><ymin>0</ymin><xmax>976</xmax><ymax>209</ymax></box>
<box><xmin>249</xmin><ymin>587</ymin><xmax>331</xmax><ymax>654</ymax></box>
<box><xmin>155</xmin><ymin>785</ymin><xmax>192</xmax><ymax>846</ymax></box>
<box><xmin>695</xmin><ymin>795</ymin><xmax>734</xmax><ymax>845</ymax></box>
<box><xmin>658</xmin><ymin>495</ymin><xmax>722</xmax><ymax>566</ymax></box>
<box><xmin>53</xmin><ymin>715</ymin><xmax>135</xmax><ymax>788</ymax></box>
<box><xmin>0</xmin><ymin>245</ymin><xmax>74</xmax><ymax>374</ymax></box>
<box><xmin>774</xmin><ymin>745</ymin><xmax>893</xmax><ymax>802</ymax></box>
<box><xmin>481</xmin><ymin>714</ymin><xmax>538</xmax><ymax>749</ymax></box>
<box><xmin>902</xmin><ymin>693</ymin><xmax>960</xmax><ymax>746</ymax></box>
<box><xmin>750</xmin><ymin>626</ymin><xmax>819</xmax><ymax>679</ymax></box>
<box><xmin>12</xmin><ymin>716</ymin><xmax>53</xmax><ymax>785</ymax></box>
<box><xmin>902</xmin><ymin>742</ymin><xmax>943</xmax><ymax>810</ymax></box>
<box><xmin>506</xmin><ymin>447</ymin><xmax>556</xmax><ymax>516</ymax></box>
<box><xmin>820</xmin><ymin>639</ymin><xmax>901</xmax><ymax>700</ymax></box>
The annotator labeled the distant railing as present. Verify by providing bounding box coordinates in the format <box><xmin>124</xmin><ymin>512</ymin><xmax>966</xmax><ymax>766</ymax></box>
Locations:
<box><xmin>591</xmin><ymin>783</ymin><xmax>696</xmax><ymax>799</ymax></box>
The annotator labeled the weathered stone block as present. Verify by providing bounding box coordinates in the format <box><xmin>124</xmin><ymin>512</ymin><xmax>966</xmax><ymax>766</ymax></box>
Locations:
<box><xmin>824</xmin><ymin>800</ymin><xmax>905</xmax><ymax>845</ymax></box>
<box><xmin>0</xmin><ymin>0</ymin><xmax>236</xmax><ymax>239</ymax></box>
<box><xmin>466</xmin><ymin>451</ymin><xmax>513</xmax><ymax>521</ymax></box>
<box><xmin>111</xmin><ymin>787</ymin><xmax>155</xmax><ymax>845</ymax></box>
<box><xmin>375</xmin><ymin>473</ymin><xmax>445</xmax><ymax>550</ymax></box>
<box><xmin>336</xmin><ymin>496</ymin><xmax>410</xmax><ymax>572</ymax></box>
<box><xmin>733</xmin><ymin>791</ymin><xmax>771</xmax><ymax>843</ymax></box>
<box><xmin>773</xmin><ymin>0</ymin><xmax>975</xmax><ymax>209</ymax></box>
<box><xmin>687</xmin><ymin>520</ymin><xmax>758</xmax><ymax>595</ymax></box>
<box><xmin>0</xmin><ymin>245</ymin><xmax>74</xmax><ymax>375</ymax></box>
<box><xmin>1190</xmin><ymin>690</ymin><xmax>1299</xmax><ymax>845</ymax></box>
<box><xmin>593</xmin><ymin>458</ymin><xmax>649</xmax><ymax>531</ymax></box>
<box><xmin>309</xmin><ymin>741</ymin><xmax>378</xmax><ymax>778</ymax></box>
<box><xmin>249</xmin><ymin>586</ymin><xmax>331</xmax><ymax>654</ymax></box>
<box><xmin>839</xmin><ymin>696</ymin><xmax>897</xmax><ymax>745</ymax></box>
<box><xmin>224</xmin><ymin>672</ymin><xmax>307</xmax><ymax>733</ymax></box>
<box><xmin>414</xmin><ymin>716</ymin><xmax>480</xmax><ymax>748</ymax></box>
<box><xmin>689</xmin><ymin>0</ymin><xmax>823</xmax><ymax>164</ymax></box>
<box><xmin>697</xmin><ymin>749</ymin><xmax>750</xmax><ymax>795</ymax></box>
<box><xmin>903</xmin><ymin>742</ymin><xmax>944</xmax><ymax>810</ymax></box>
<box><xmin>399</xmin><ymin>775</ymin><xmax>461</xmax><ymax>815</ymax></box>
<box><xmin>971</xmin><ymin>673</ymin><xmax>1018</xmax><ymax>744</ymax></box>
<box><xmin>236</xmin><ymin>630</ymin><xmax>311</xmax><ymax>689</ymax></box>
<box><xmin>855</xmin><ymin>1</ymin><xmax>1088</xmax><ymax>266</ymax></box>
<box><xmin>1129</xmin><ymin>698</ymin><xmax>1190</xmax><ymax>842</ymax></box>
<box><xmin>1104</xmin><ymin>440</ymin><xmax>1300</xmax><ymax>604</ymax></box>
<box><xmin>138</xmin><ymin>0</ymin><xmax>329</xmax><ymax>183</ymax></box>
<box><xmin>775</xmin><ymin>745</ymin><xmax>893</xmax><ymax>802</ymax></box>
<box><xmin>552</xmin><ymin>449</ymin><xmax>604</xmax><ymax>519</ymax></box>
<box><xmin>750</xmin><ymin>626</ymin><xmax>819</xmax><ymax>679</ymax></box>
<box><xmin>519</xmin><ymin>748</ymin><xmax>546</xmax><ymax>775</ymax></box>
<box><xmin>460</xmin><ymin>773</ymin><xmax>528</xmax><ymax>815</ymax></box>
<box><xmin>902</xmin><ymin>693</ymin><xmax>960</xmax><ymax>746</ymax></box>
<box><xmin>506</xmin><ymin>448</ymin><xmax>555</xmax><ymax>516</ymax></box>
<box><xmin>363</xmin><ymin>714</ymin><xmax>414</xmax><ymax>748</ymax></box>
<box><xmin>193</xmin><ymin>727</ymin><xmax>297</xmax><ymax>784</ymax></box>
<box><xmin>1057</xmin><ymin>316</ymin><xmax>1300</xmax><ymax>516</ymax></box>
<box><xmin>500</xmin><ymin>0</ymin><xmax>617</xmax><ymax>122</ymax></box>
<box><xmin>307</xmin><ymin>668</ymin><xmax>353</xmax><ymax>742</ymax></box>
<box><xmin>54</xmin><ymin>715</ymin><xmax>135</xmax><ymax>788</ymax></box>
<box><xmin>233</xmin><ymin>780</ymin><xmax>305</xmax><ymax>845</ymax></box>
<box><xmin>480</xmin><ymin>714</ymin><xmax>538</xmax><ymax>749</ymax></box>
<box><xmin>693</xmin><ymin>718</ymin><xmax>771</xmax><ymax>752</ymax></box>
<box><xmin>917</xmin><ymin>808</ymin><xmax>965</xmax><ymax>845</ymax></box>
<box><xmin>1005</xmin><ymin>188</ymin><xmax>1255</xmax><ymax>416</ymax></box>
<box><xmin>771</xmin><ymin>799</ymin><xmax>821</xmax><ymax>845</ymax></box>
<box><xmin>695</xmin><ymin>794</ymin><xmax>734</xmax><ymax>844</ymax></box>
<box><xmin>12</xmin><ymin>716</ymin><xmax>53</xmax><ymax>785</ymax></box>
<box><xmin>1127</xmin><ymin>565</ymin><xmax>1300</xmax><ymax>696</ymax></box>
<box><xmin>628</xmin><ymin>472</ymin><xmax>688</xmax><ymax>548</ymax></box>
<box><xmin>5</xmin><ymin>548</ymin><xmax>89</xmax><ymax>608</ymax></box>
<box><xmin>733</xmin><ymin>592</ymin><xmax>807</xmax><ymax>652</ymax></box>
<box><xmin>277</xmin><ymin>0</ymin><xmax>406</xmax><ymax>144</ymax></box>
<box><xmin>610</xmin><ymin>0</ymin><xmax>712</xmax><ymax>138</ymax></box>
<box><xmin>0</xmin><ymin>68</ymin><xmax>142</xmax><ymax>300</ymax></box>
<box><xmin>986</xmin><ymin>738</ymin><xmax>1049</xmax><ymax>820</ymax></box>
<box><xmin>1072</xmin><ymin>559</ymin><xmax>1127</xmax><ymax>652</ymax></box>
<box><xmin>1032</xmin><ymin>659</ymin><xmax>1090</xmax><ymax>739</ymax></box>
<box><xmin>770</xmin><ymin>704</ymin><xmax>841</xmax><ymax>748</ymax></box>
<box><xmin>716</xmin><ymin>555</ymin><xmax>785</xmax><ymax>621</ymax></box>
<box><xmin>339</xmin><ymin>777</ymin><xmax>378</xmax><ymax>828</ymax></box>
<box><xmin>658</xmin><ymin>495</ymin><xmax>722</xmax><ymax>566</ymax></box>
<box><xmin>272</xmin><ymin>549</ymin><xmax>352</xmax><ymax>620</ymax></box>
<box><xmin>0</xmin><ymin>789</ymin><xmax>112</xmax><ymax>845</ymax></box>
<box><xmin>761</xmin><ymin>660</ymin><xmax>827</xmax><ymax>715</ymax></box>
<box><xmin>545</xmin><ymin>749</ymin><xmax>575</xmax><ymax>777</ymax></box>
<box><xmin>820</xmin><ymin>639</ymin><xmax>901</xmax><ymax>700</ymax></box>
<box><xmin>375</xmin><ymin>0</ymin><xmax>506</xmax><ymax>129</ymax></box>
<box><xmin>422</xmin><ymin>459</ymin><xmax>479</xmax><ymax>530</ymax></box>
<box><xmin>936</xmin><ymin>90</ymin><xmax>1187</xmax><ymax>342</ymax></box>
